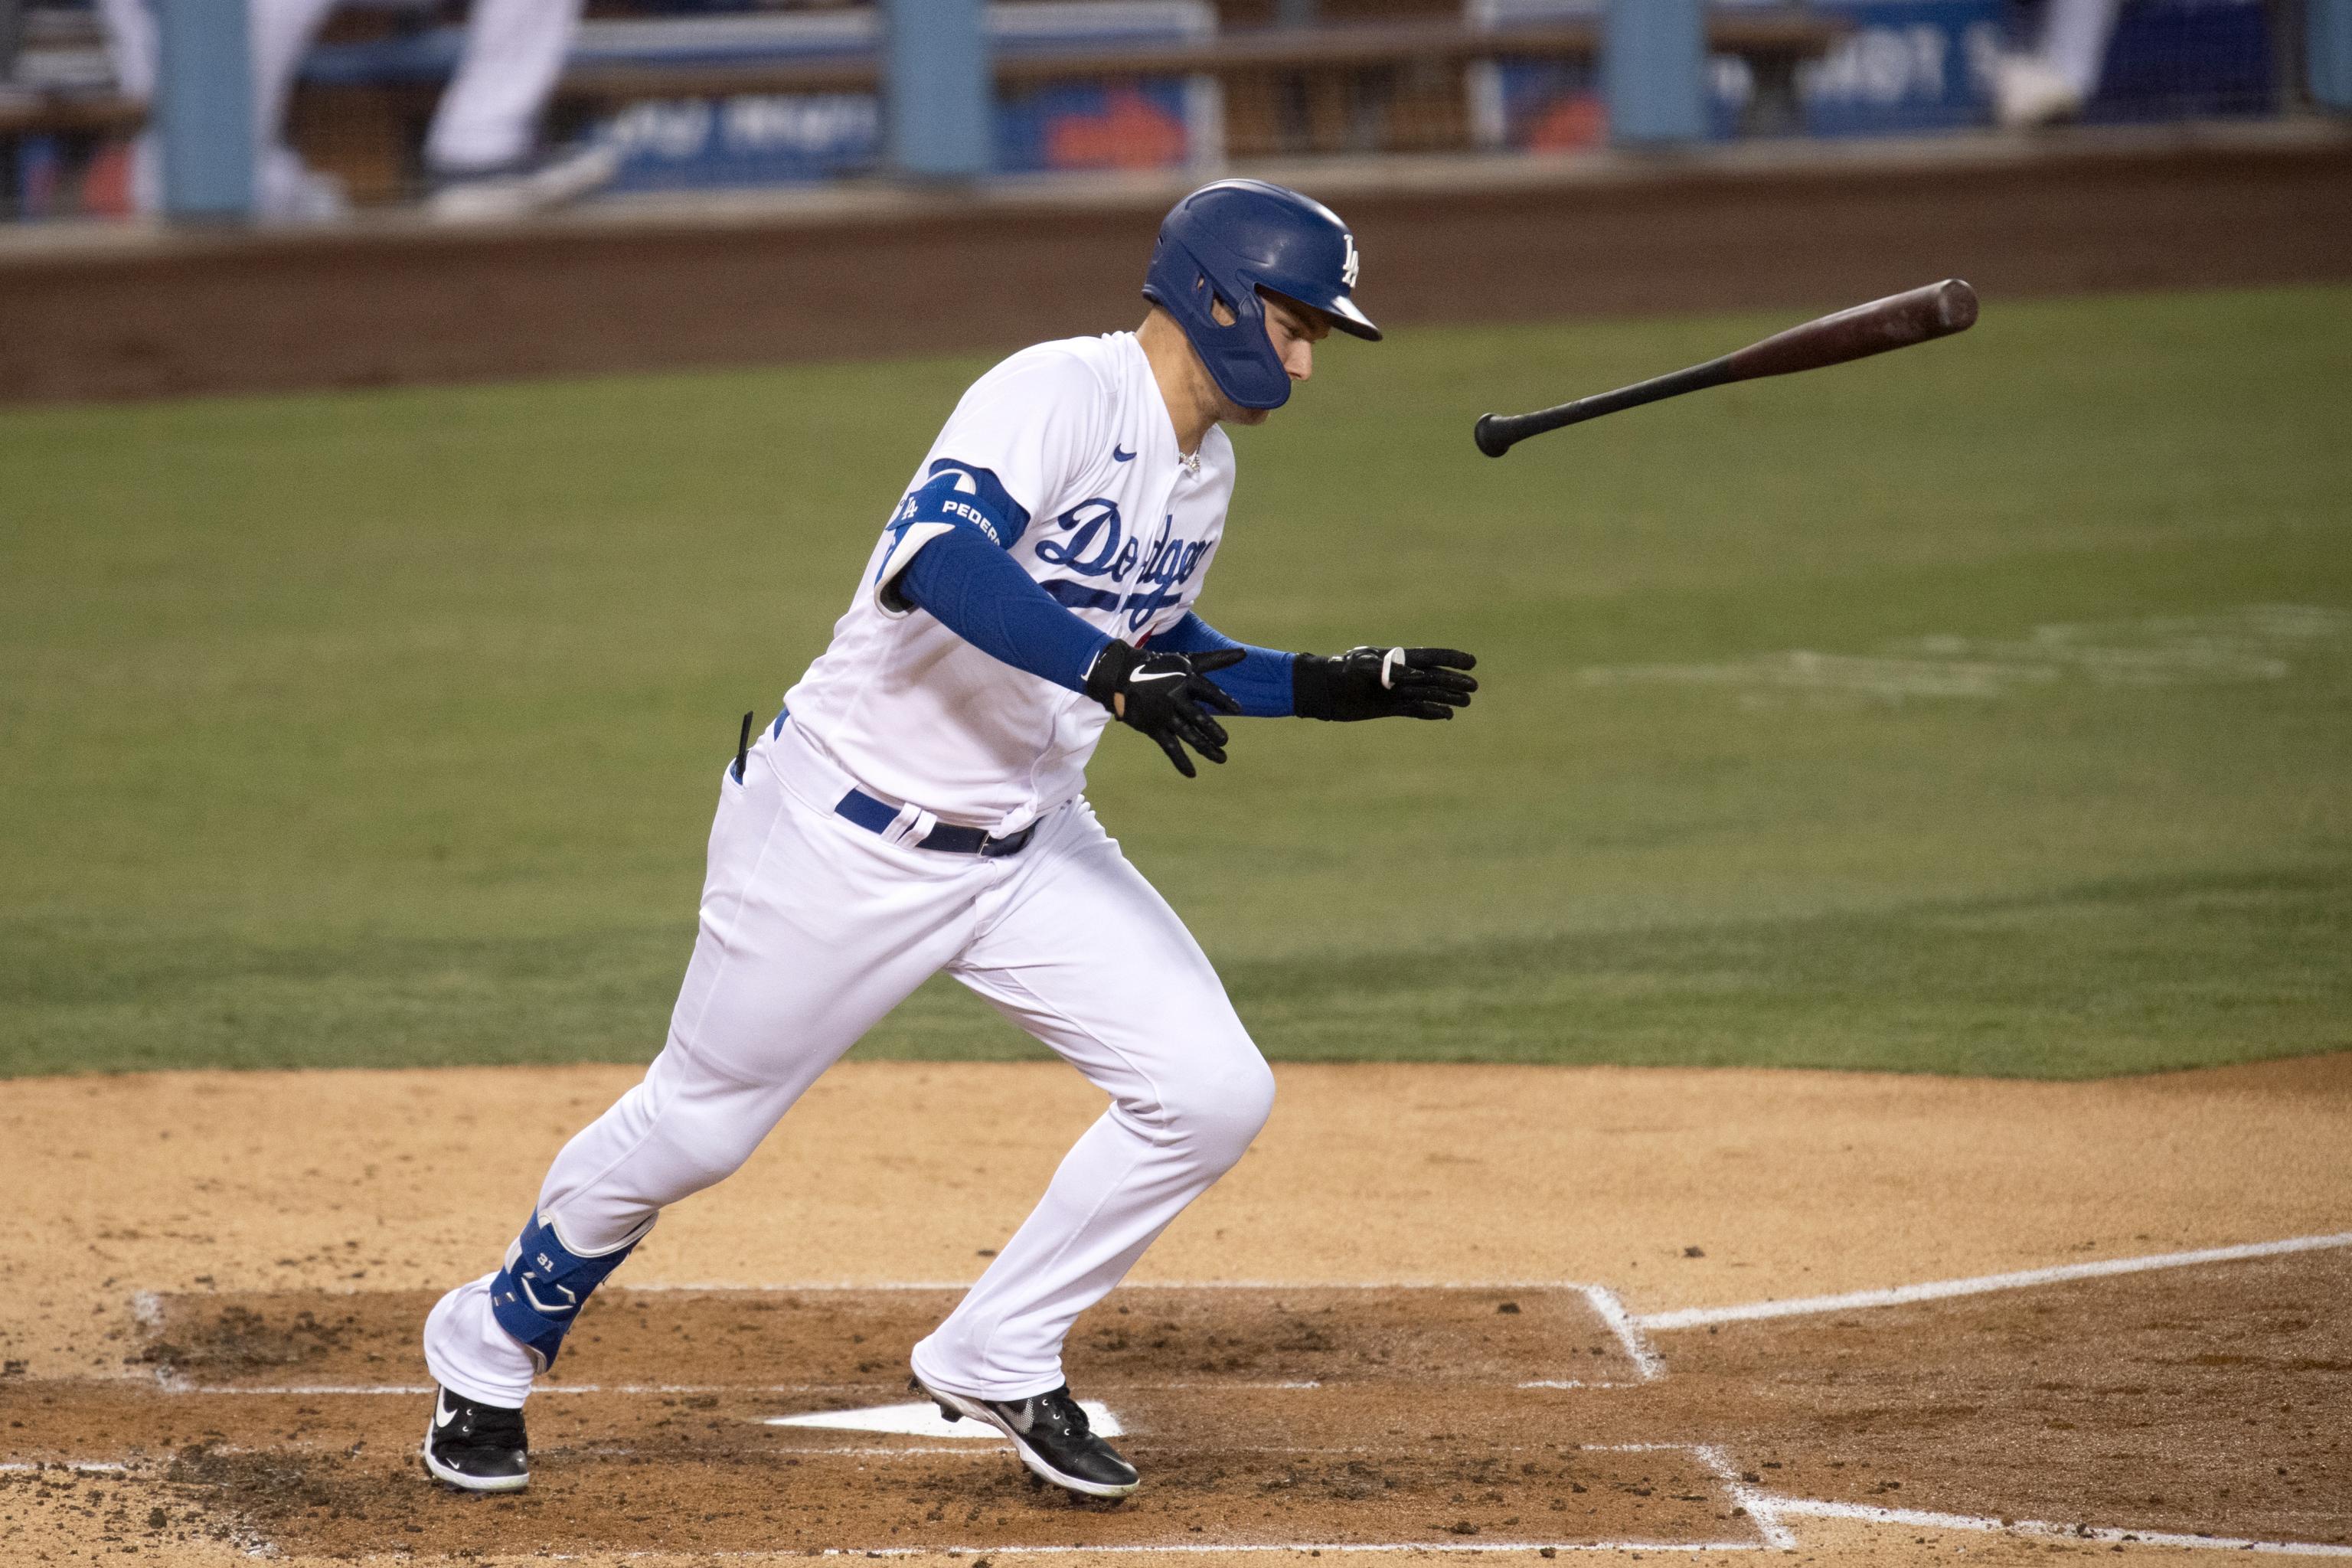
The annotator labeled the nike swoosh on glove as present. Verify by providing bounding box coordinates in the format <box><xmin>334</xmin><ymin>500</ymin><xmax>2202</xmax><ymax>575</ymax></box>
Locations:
<box><xmin>1084</xmin><ymin>642</ymin><xmax>1246</xmax><ymax>777</ymax></box>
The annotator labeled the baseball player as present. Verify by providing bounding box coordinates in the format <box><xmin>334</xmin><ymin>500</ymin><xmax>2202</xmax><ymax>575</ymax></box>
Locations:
<box><xmin>1994</xmin><ymin>0</ymin><xmax>2124</xmax><ymax>126</ymax></box>
<box><xmin>96</xmin><ymin>0</ymin><xmax>602</xmax><ymax>222</ymax></box>
<box><xmin>419</xmin><ymin>179</ymin><xmax>1478</xmax><ymax>1500</ymax></box>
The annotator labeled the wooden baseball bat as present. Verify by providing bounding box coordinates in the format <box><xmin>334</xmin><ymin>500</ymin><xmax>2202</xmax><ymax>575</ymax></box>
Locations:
<box><xmin>1473</xmin><ymin>279</ymin><xmax>1980</xmax><ymax>458</ymax></box>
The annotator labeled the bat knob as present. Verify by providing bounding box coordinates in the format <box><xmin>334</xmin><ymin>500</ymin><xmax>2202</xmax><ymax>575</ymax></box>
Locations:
<box><xmin>1473</xmin><ymin>414</ymin><xmax>1512</xmax><ymax>459</ymax></box>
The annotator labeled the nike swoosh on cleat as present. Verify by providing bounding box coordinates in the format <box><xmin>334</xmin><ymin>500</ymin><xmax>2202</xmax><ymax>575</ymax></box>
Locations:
<box><xmin>1112</xmin><ymin>446</ymin><xmax>1136</xmax><ymax>462</ymax></box>
<box><xmin>435</xmin><ymin>1393</ymin><xmax>458</xmax><ymax>1429</ymax></box>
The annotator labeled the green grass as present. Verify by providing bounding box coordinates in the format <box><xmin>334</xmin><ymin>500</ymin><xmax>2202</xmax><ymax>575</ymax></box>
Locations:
<box><xmin>4</xmin><ymin>285</ymin><xmax>2348</xmax><ymax>1078</ymax></box>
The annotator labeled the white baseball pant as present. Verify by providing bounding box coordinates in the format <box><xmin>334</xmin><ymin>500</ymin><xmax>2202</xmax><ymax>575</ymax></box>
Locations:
<box><xmin>423</xmin><ymin>716</ymin><xmax>1276</xmax><ymax>1409</ymax></box>
<box><xmin>2034</xmin><ymin>0</ymin><xmax>2125</xmax><ymax>99</ymax></box>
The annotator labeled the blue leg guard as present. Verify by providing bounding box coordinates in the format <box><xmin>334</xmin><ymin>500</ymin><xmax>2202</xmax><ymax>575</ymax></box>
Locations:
<box><xmin>488</xmin><ymin>1211</ymin><xmax>652</xmax><ymax>1372</ymax></box>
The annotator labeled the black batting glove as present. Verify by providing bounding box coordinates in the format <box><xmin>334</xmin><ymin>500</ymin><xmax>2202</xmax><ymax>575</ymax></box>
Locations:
<box><xmin>1292</xmin><ymin>646</ymin><xmax>1478</xmax><ymax>721</ymax></box>
<box><xmin>1085</xmin><ymin>641</ymin><xmax>1246</xmax><ymax>778</ymax></box>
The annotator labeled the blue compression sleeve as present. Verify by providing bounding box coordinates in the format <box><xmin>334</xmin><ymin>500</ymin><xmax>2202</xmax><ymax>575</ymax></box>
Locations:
<box><xmin>897</xmin><ymin>528</ymin><xmax>1111</xmax><ymax>694</ymax></box>
<box><xmin>1153</xmin><ymin>612</ymin><xmax>1298</xmax><ymax>717</ymax></box>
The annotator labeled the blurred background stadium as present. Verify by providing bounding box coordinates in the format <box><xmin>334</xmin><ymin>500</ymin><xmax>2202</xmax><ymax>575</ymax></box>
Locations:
<box><xmin>1</xmin><ymin>0</ymin><xmax>2347</xmax><ymax>221</ymax></box>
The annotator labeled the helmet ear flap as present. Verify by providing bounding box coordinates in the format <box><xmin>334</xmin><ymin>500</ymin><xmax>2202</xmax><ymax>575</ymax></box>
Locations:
<box><xmin>1143</xmin><ymin>216</ymin><xmax>1292</xmax><ymax>410</ymax></box>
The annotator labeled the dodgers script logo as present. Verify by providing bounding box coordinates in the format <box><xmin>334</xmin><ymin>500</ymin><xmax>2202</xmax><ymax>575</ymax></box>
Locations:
<box><xmin>1034</xmin><ymin>499</ymin><xmax>1124</xmax><ymax>575</ymax></box>
<box><xmin>1034</xmin><ymin>500</ymin><xmax>1210</xmax><ymax>632</ymax></box>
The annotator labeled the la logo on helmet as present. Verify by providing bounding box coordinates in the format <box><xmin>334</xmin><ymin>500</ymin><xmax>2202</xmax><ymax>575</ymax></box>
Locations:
<box><xmin>1341</xmin><ymin>234</ymin><xmax>1360</xmax><ymax>289</ymax></box>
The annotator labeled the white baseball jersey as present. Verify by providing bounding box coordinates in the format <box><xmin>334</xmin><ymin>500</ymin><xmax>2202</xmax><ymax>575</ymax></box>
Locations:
<box><xmin>783</xmin><ymin>331</ymin><xmax>1236</xmax><ymax>835</ymax></box>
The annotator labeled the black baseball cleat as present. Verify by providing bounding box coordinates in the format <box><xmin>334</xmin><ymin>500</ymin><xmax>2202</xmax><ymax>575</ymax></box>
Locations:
<box><xmin>421</xmin><ymin>1385</ymin><xmax>530</xmax><ymax>1491</ymax></box>
<box><xmin>913</xmin><ymin>1374</ymin><xmax>1138</xmax><ymax>1498</ymax></box>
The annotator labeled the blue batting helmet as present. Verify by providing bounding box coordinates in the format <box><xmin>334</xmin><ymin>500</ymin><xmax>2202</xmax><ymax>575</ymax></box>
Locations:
<box><xmin>1142</xmin><ymin>179</ymin><xmax>1380</xmax><ymax>411</ymax></box>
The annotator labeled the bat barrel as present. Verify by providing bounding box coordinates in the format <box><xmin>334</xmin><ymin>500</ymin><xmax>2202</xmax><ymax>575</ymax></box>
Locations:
<box><xmin>1726</xmin><ymin>278</ymin><xmax>1978</xmax><ymax>381</ymax></box>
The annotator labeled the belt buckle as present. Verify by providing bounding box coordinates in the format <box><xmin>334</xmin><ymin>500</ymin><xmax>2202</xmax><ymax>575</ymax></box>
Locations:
<box><xmin>980</xmin><ymin>824</ymin><xmax>1034</xmax><ymax>859</ymax></box>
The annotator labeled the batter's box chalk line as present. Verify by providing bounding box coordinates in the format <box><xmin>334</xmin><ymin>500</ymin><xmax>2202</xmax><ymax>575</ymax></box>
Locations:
<box><xmin>1633</xmin><ymin>1231</ymin><xmax>2352</xmax><ymax>1332</ymax></box>
<box><xmin>1510</xmin><ymin>1285</ymin><xmax>1661</xmax><ymax>1388</ymax></box>
<box><xmin>803</xmin><ymin>1544</ymin><xmax>1768</xmax><ymax>1557</ymax></box>
<box><xmin>524</xmin><ymin>1277</ymin><xmax>1664</xmax><ymax>1390</ymax></box>
<box><xmin>1749</xmin><ymin>1497</ymin><xmax>2352</xmax><ymax>1557</ymax></box>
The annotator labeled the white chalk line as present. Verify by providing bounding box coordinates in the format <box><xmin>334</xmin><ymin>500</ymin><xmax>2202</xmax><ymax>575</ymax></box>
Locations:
<box><xmin>152</xmin><ymin>1379</ymin><xmax>1330</xmax><ymax>1397</ymax></box>
<box><xmin>472</xmin><ymin>1545</ymin><xmax>1766</xmax><ymax>1561</ymax></box>
<box><xmin>1687</xmin><ymin>1445</ymin><xmax>1797</xmax><ymax>1551</ymax></box>
<box><xmin>606</xmin><ymin>1279</ymin><xmax>1601</xmax><ymax>1293</ymax></box>
<box><xmin>1578</xmin><ymin>1285</ymin><xmax>1664</xmax><ymax>1383</ymax></box>
<box><xmin>1752</xmin><ymin>1495</ymin><xmax>2352</xmax><ymax>1557</ymax></box>
<box><xmin>565</xmin><ymin>1441</ymin><xmax>1704</xmax><ymax>1462</ymax></box>
<box><xmin>1636</xmin><ymin>1231</ymin><xmax>2352</xmax><ymax>1331</ymax></box>
<box><xmin>0</xmin><ymin>1462</ymin><xmax>132</xmax><ymax>1475</ymax></box>
<box><xmin>797</xmin><ymin>1543</ymin><xmax>1766</xmax><ymax>1557</ymax></box>
<box><xmin>144</xmin><ymin>1278</ymin><xmax>1661</xmax><ymax>1394</ymax></box>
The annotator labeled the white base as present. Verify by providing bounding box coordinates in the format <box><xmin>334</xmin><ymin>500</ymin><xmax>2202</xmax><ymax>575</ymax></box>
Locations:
<box><xmin>766</xmin><ymin>1398</ymin><xmax>1122</xmax><ymax>1440</ymax></box>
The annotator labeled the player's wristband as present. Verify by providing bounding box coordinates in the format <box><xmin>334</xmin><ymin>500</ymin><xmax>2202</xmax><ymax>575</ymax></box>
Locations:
<box><xmin>1083</xmin><ymin>639</ymin><xmax>1140</xmax><ymax>710</ymax></box>
<box><xmin>1290</xmin><ymin>651</ymin><xmax>1338</xmax><ymax>720</ymax></box>
<box><xmin>1151</xmin><ymin>612</ymin><xmax>1298</xmax><ymax>717</ymax></box>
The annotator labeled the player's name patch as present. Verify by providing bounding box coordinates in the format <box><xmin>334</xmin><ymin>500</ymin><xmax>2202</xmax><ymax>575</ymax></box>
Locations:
<box><xmin>893</xmin><ymin>459</ymin><xmax>1031</xmax><ymax>550</ymax></box>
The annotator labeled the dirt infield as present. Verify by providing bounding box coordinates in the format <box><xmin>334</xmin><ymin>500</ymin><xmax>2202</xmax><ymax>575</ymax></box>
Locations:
<box><xmin>2</xmin><ymin>1056</ymin><xmax>2347</xmax><ymax>1565</ymax></box>
<box><xmin>3</xmin><ymin>132</ymin><xmax>2350</xmax><ymax>403</ymax></box>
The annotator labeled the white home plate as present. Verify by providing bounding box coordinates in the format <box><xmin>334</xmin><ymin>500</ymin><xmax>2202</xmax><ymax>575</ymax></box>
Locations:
<box><xmin>763</xmin><ymin>1400</ymin><xmax>1123</xmax><ymax>1439</ymax></box>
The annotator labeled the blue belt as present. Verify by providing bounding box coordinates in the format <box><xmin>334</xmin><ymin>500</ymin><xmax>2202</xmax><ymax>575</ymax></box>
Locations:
<box><xmin>835</xmin><ymin>787</ymin><xmax>1037</xmax><ymax>858</ymax></box>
